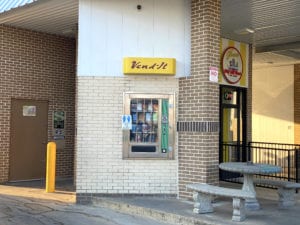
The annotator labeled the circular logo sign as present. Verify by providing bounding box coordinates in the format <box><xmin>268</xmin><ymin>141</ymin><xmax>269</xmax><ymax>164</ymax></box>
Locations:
<box><xmin>221</xmin><ymin>47</ymin><xmax>243</xmax><ymax>84</ymax></box>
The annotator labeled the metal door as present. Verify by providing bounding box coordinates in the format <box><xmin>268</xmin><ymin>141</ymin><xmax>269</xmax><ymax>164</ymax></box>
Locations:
<box><xmin>9</xmin><ymin>99</ymin><xmax>48</xmax><ymax>181</ymax></box>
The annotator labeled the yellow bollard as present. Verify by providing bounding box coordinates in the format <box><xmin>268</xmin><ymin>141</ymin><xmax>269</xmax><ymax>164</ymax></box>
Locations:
<box><xmin>46</xmin><ymin>142</ymin><xmax>56</xmax><ymax>193</ymax></box>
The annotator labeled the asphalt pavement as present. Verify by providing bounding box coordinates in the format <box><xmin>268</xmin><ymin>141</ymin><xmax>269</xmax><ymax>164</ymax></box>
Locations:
<box><xmin>0</xmin><ymin>180</ymin><xmax>171</xmax><ymax>225</ymax></box>
<box><xmin>1</xmin><ymin>179</ymin><xmax>300</xmax><ymax>225</ymax></box>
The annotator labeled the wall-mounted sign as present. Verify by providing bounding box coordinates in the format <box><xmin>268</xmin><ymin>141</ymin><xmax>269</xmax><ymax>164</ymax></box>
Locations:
<box><xmin>53</xmin><ymin>111</ymin><xmax>65</xmax><ymax>141</ymax></box>
<box><xmin>122</xmin><ymin>115</ymin><xmax>132</xmax><ymax>130</ymax></box>
<box><xmin>23</xmin><ymin>106</ymin><xmax>36</xmax><ymax>116</ymax></box>
<box><xmin>222</xmin><ymin>47</ymin><xmax>243</xmax><ymax>84</ymax></box>
<box><xmin>209</xmin><ymin>66</ymin><xmax>219</xmax><ymax>82</ymax></box>
<box><xmin>53</xmin><ymin>111</ymin><xmax>65</xmax><ymax>129</ymax></box>
<box><xmin>123</xmin><ymin>57</ymin><xmax>176</xmax><ymax>75</ymax></box>
<box><xmin>224</xmin><ymin>90</ymin><xmax>233</xmax><ymax>101</ymax></box>
<box><xmin>219</xmin><ymin>38</ymin><xmax>248</xmax><ymax>87</ymax></box>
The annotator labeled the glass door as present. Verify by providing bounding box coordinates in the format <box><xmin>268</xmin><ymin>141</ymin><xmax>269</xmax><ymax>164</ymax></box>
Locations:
<box><xmin>220</xmin><ymin>86</ymin><xmax>247</xmax><ymax>163</ymax></box>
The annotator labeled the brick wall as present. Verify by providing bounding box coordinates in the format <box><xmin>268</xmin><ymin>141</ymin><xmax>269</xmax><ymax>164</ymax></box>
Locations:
<box><xmin>0</xmin><ymin>25</ymin><xmax>76</xmax><ymax>182</ymax></box>
<box><xmin>178</xmin><ymin>0</ymin><xmax>221</xmax><ymax>199</ymax></box>
<box><xmin>295</xmin><ymin>64</ymin><xmax>300</xmax><ymax>144</ymax></box>
<box><xmin>76</xmin><ymin>76</ymin><xmax>178</xmax><ymax>200</ymax></box>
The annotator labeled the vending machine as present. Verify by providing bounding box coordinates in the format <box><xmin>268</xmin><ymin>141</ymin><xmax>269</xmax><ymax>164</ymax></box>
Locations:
<box><xmin>123</xmin><ymin>93</ymin><xmax>175</xmax><ymax>159</ymax></box>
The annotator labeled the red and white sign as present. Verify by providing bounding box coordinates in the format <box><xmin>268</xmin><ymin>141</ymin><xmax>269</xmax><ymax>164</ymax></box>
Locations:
<box><xmin>221</xmin><ymin>47</ymin><xmax>243</xmax><ymax>84</ymax></box>
<box><xmin>209</xmin><ymin>66</ymin><xmax>219</xmax><ymax>82</ymax></box>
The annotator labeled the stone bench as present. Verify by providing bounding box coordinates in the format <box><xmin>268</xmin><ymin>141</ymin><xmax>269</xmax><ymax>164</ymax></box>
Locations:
<box><xmin>253</xmin><ymin>178</ymin><xmax>300</xmax><ymax>208</ymax></box>
<box><xmin>186</xmin><ymin>183</ymin><xmax>255</xmax><ymax>222</ymax></box>
<box><xmin>237</xmin><ymin>177</ymin><xmax>300</xmax><ymax>208</ymax></box>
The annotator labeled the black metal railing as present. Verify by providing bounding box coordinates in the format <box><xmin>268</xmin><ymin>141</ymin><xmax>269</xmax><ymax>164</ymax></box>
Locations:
<box><xmin>220</xmin><ymin>142</ymin><xmax>245</xmax><ymax>181</ymax></box>
<box><xmin>220</xmin><ymin>142</ymin><xmax>300</xmax><ymax>184</ymax></box>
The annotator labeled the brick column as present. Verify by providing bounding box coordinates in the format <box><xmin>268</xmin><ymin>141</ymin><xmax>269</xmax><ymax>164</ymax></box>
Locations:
<box><xmin>178</xmin><ymin>0</ymin><xmax>221</xmax><ymax>199</ymax></box>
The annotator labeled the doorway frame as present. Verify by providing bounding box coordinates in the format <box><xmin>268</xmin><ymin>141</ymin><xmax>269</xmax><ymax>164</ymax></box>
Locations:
<box><xmin>9</xmin><ymin>98</ymin><xmax>49</xmax><ymax>181</ymax></box>
<box><xmin>219</xmin><ymin>85</ymin><xmax>247</xmax><ymax>163</ymax></box>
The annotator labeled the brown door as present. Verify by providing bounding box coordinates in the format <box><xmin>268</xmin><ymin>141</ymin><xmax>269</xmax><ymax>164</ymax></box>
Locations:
<box><xmin>9</xmin><ymin>99</ymin><xmax>48</xmax><ymax>181</ymax></box>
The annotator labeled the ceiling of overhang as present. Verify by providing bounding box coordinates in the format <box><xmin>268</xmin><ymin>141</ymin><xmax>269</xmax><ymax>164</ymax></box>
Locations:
<box><xmin>221</xmin><ymin>0</ymin><xmax>300</xmax><ymax>67</ymax></box>
<box><xmin>0</xmin><ymin>0</ymin><xmax>299</xmax><ymax>67</ymax></box>
<box><xmin>0</xmin><ymin>0</ymin><xmax>78</xmax><ymax>37</ymax></box>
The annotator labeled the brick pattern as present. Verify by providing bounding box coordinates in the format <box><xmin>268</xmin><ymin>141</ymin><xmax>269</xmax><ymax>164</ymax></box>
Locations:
<box><xmin>178</xmin><ymin>0</ymin><xmax>221</xmax><ymax>199</ymax></box>
<box><xmin>295</xmin><ymin>64</ymin><xmax>300</xmax><ymax>144</ymax></box>
<box><xmin>0</xmin><ymin>25</ymin><xmax>76</xmax><ymax>182</ymax></box>
<box><xmin>76</xmin><ymin>76</ymin><xmax>178</xmax><ymax>195</ymax></box>
<box><xmin>177</xmin><ymin>121</ymin><xmax>219</xmax><ymax>132</ymax></box>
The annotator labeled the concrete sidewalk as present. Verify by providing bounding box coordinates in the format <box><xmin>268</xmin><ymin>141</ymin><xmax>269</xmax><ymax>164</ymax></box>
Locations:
<box><xmin>92</xmin><ymin>182</ymin><xmax>300</xmax><ymax>225</ymax></box>
<box><xmin>0</xmin><ymin>180</ymin><xmax>299</xmax><ymax>225</ymax></box>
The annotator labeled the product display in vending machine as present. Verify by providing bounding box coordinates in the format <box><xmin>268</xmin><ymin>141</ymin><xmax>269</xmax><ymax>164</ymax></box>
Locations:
<box><xmin>123</xmin><ymin>93</ymin><xmax>174</xmax><ymax>158</ymax></box>
<box><xmin>130</xmin><ymin>98</ymin><xmax>158</xmax><ymax>143</ymax></box>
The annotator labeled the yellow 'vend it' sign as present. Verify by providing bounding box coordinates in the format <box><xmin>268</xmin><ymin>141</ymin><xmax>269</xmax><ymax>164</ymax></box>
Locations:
<box><xmin>123</xmin><ymin>57</ymin><xmax>176</xmax><ymax>75</ymax></box>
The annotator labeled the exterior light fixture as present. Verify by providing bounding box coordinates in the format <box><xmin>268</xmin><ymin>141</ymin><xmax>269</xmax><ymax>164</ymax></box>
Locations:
<box><xmin>234</xmin><ymin>28</ymin><xmax>255</xmax><ymax>35</ymax></box>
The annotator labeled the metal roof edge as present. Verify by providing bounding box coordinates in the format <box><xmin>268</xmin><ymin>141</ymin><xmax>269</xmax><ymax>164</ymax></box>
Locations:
<box><xmin>0</xmin><ymin>0</ymin><xmax>48</xmax><ymax>16</ymax></box>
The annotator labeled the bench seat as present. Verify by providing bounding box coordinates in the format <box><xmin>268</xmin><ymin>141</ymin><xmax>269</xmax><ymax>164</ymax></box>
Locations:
<box><xmin>253</xmin><ymin>178</ymin><xmax>300</xmax><ymax>208</ymax></box>
<box><xmin>237</xmin><ymin>177</ymin><xmax>300</xmax><ymax>208</ymax></box>
<box><xmin>186</xmin><ymin>183</ymin><xmax>255</xmax><ymax>222</ymax></box>
<box><xmin>253</xmin><ymin>178</ymin><xmax>300</xmax><ymax>189</ymax></box>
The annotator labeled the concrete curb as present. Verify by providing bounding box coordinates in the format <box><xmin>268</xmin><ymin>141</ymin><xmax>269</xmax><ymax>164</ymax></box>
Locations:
<box><xmin>92</xmin><ymin>197</ymin><xmax>217</xmax><ymax>225</ymax></box>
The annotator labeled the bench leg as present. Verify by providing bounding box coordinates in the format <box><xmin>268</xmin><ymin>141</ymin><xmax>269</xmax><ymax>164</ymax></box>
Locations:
<box><xmin>232</xmin><ymin>198</ymin><xmax>246</xmax><ymax>222</ymax></box>
<box><xmin>193</xmin><ymin>192</ymin><xmax>213</xmax><ymax>213</ymax></box>
<box><xmin>278</xmin><ymin>187</ymin><xmax>295</xmax><ymax>208</ymax></box>
<box><xmin>242</xmin><ymin>174</ymin><xmax>260</xmax><ymax>210</ymax></box>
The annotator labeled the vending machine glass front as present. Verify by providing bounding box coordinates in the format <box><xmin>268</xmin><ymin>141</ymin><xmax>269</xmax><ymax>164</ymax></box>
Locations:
<box><xmin>123</xmin><ymin>93</ymin><xmax>174</xmax><ymax>159</ymax></box>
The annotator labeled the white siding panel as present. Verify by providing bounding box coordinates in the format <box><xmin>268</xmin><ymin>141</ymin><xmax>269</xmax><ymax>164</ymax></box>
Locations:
<box><xmin>106</xmin><ymin>7</ymin><xmax>123</xmax><ymax>76</ymax></box>
<box><xmin>136</xmin><ymin>0</ymin><xmax>154</xmax><ymax>56</ymax></box>
<box><xmin>122</xmin><ymin>1</ymin><xmax>139</xmax><ymax>56</ymax></box>
<box><xmin>153</xmin><ymin>0</ymin><xmax>169</xmax><ymax>56</ymax></box>
<box><xmin>90</xmin><ymin>0</ymin><xmax>108</xmax><ymax>75</ymax></box>
<box><xmin>78</xmin><ymin>0</ymin><xmax>190</xmax><ymax>77</ymax></box>
<box><xmin>78</xmin><ymin>0</ymin><xmax>92</xmax><ymax>75</ymax></box>
<box><xmin>252</xmin><ymin>65</ymin><xmax>294</xmax><ymax>143</ymax></box>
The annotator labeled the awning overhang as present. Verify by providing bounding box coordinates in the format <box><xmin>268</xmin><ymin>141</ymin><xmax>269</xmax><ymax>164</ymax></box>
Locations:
<box><xmin>0</xmin><ymin>0</ymin><xmax>78</xmax><ymax>38</ymax></box>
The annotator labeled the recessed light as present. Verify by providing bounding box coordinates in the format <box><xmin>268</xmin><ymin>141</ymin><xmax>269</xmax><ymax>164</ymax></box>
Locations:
<box><xmin>234</xmin><ymin>28</ymin><xmax>255</xmax><ymax>35</ymax></box>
